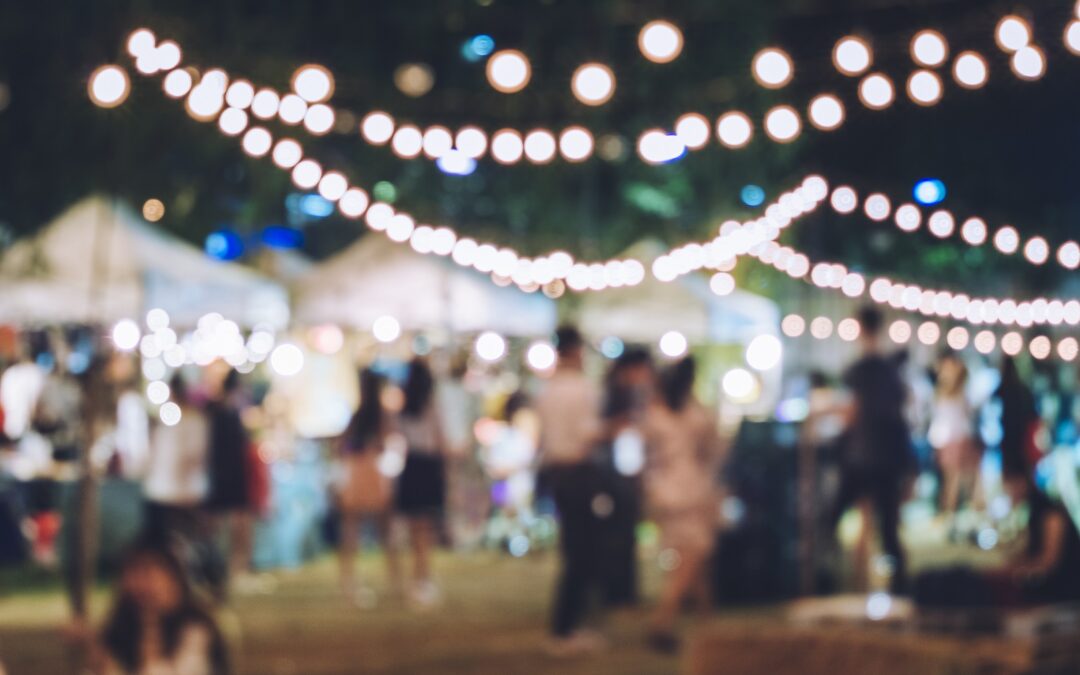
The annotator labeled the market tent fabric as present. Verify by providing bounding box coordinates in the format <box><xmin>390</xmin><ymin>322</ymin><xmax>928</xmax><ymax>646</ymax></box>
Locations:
<box><xmin>0</xmin><ymin>196</ymin><xmax>289</xmax><ymax>327</ymax></box>
<box><xmin>577</xmin><ymin>240</ymin><xmax>780</xmax><ymax>344</ymax></box>
<box><xmin>294</xmin><ymin>235</ymin><xmax>556</xmax><ymax>336</ymax></box>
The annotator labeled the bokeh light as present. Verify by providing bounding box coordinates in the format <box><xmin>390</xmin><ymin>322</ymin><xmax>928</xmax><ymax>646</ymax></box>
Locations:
<box><xmin>639</xmin><ymin>20</ymin><xmax>684</xmax><ymax>63</ymax></box>
<box><xmin>486</xmin><ymin>50</ymin><xmax>531</xmax><ymax>93</ymax></box>
<box><xmin>372</xmin><ymin>315</ymin><xmax>401</xmax><ymax>343</ymax></box>
<box><xmin>475</xmin><ymin>331</ymin><xmax>507</xmax><ymax>362</ymax></box>
<box><xmin>571</xmin><ymin>63</ymin><xmax>616</xmax><ymax>105</ymax></box>
<box><xmin>659</xmin><ymin>331</ymin><xmax>688</xmax><ymax>358</ymax></box>
<box><xmin>910</xmin><ymin>30</ymin><xmax>948</xmax><ymax>67</ymax></box>
<box><xmin>88</xmin><ymin>65</ymin><xmax>130</xmax><ymax>108</ymax></box>
<box><xmin>808</xmin><ymin>94</ymin><xmax>845</xmax><ymax>131</ymax></box>
<box><xmin>745</xmin><ymin>334</ymin><xmax>782</xmax><ymax>370</ymax></box>
<box><xmin>270</xmin><ymin>343</ymin><xmax>304</xmax><ymax>376</ymax></box>
<box><xmin>833</xmin><ymin>36</ymin><xmax>872</xmax><ymax>76</ymax></box>
<box><xmin>858</xmin><ymin>73</ymin><xmax>894</xmax><ymax>109</ymax></box>
<box><xmin>142</xmin><ymin>198</ymin><xmax>165</xmax><ymax>222</ymax></box>
<box><xmin>291</xmin><ymin>64</ymin><xmax>335</xmax><ymax>103</ymax></box>
<box><xmin>953</xmin><ymin>51</ymin><xmax>989</xmax><ymax>89</ymax></box>
<box><xmin>752</xmin><ymin>48</ymin><xmax>794</xmax><ymax>88</ymax></box>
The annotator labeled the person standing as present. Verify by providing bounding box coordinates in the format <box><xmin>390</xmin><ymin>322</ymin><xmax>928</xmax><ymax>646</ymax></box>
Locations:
<box><xmin>834</xmin><ymin>307</ymin><xmax>915</xmax><ymax>594</ymax></box>
<box><xmin>534</xmin><ymin>326</ymin><xmax>607</xmax><ymax>655</ymax></box>
<box><xmin>995</xmin><ymin>356</ymin><xmax>1038</xmax><ymax>476</ymax></box>
<box><xmin>143</xmin><ymin>375</ymin><xmax>210</xmax><ymax>547</ymax></box>
<box><xmin>205</xmin><ymin>370</ymin><xmax>254</xmax><ymax>596</ymax></box>
<box><xmin>395</xmin><ymin>359</ymin><xmax>447</xmax><ymax>608</ymax></box>
<box><xmin>929</xmin><ymin>354</ymin><xmax>980</xmax><ymax>518</ymax></box>
<box><xmin>336</xmin><ymin>369</ymin><xmax>399</xmax><ymax>606</ymax></box>
<box><xmin>641</xmin><ymin>357</ymin><xmax>721</xmax><ymax>652</ymax></box>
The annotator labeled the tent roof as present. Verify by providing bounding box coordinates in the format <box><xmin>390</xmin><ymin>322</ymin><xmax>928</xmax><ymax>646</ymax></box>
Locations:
<box><xmin>294</xmin><ymin>235</ymin><xmax>556</xmax><ymax>336</ymax></box>
<box><xmin>577</xmin><ymin>239</ymin><xmax>779</xmax><ymax>344</ymax></box>
<box><xmin>0</xmin><ymin>196</ymin><xmax>289</xmax><ymax>327</ymax></box>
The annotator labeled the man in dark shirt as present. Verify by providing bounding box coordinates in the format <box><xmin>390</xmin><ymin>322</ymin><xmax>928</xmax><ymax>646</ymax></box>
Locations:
<box><xmin>834</xmin><ymin>306</ymin><xmax>915</xmax><ymax>594</ymax></box>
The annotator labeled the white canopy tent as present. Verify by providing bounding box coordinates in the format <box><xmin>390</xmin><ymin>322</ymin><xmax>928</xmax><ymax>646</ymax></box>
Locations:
<box><xmin>0</xmin><ymin>196</ymin><xmax>290</xmax><ymax>328</ymax></box>
<box><xmin>577</xmin><ymin>240</ymin><xmax>780</xmax><ymax>344</ymax></box>
<box><xmin>294</xmin><ymin>235</ymin><xmax>557</xmax><ymax>336</ymax></box>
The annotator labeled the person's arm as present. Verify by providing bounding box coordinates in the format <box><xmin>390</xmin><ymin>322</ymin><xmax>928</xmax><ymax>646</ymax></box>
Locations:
<box><xmin>1011</xmin><ymin>511</ymin><xmax>1068</xmax><ymax>577</ymax></box>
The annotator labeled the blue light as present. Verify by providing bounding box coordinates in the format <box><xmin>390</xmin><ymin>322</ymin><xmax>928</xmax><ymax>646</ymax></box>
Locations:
<box><xmin>298</xmin><ymin>194</ymin><xmax>334</xmax><ymax>218</ymax></box>
<box><xmin>913</xmin><ymin>179</ymin><xmax>946</xmax><ymax>205</ymax></box>
<box><xmin>600</xmin><ymin>336</ymin><xmax>624</xmax><ymax>359</ymax></box>
<box><xmin>461</xmin><ymin>35</ymin><xmax>495</xmax><ymax>62</ymax></box>
<box><xmin>205</xmin><ymin>231</ymin><xmax>244</xmax><ymax>260</ymax></box>
<box><xmin>261</xmin><ymin>226</ymin><xmax>304</xmax><ymax>249</ymax></box>
<box><xmin>741</xmin><ymin>184</ymin><xmax>766</xmax><ymax>207</ymax></box>
<box><xmin>437</xmin><ymin>150</ymin><xmax>477</xmax><ymax>176</ymax></box>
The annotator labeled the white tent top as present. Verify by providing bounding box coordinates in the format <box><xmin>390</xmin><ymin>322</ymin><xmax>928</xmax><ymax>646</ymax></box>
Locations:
<box><xmin>294</xmin><ymin>235</ymin><xmax>557</xmax><ymax>336</ymax></box>
<box><xmin>577</xmin><ymin>240</ymin><xmax>780</xmax><ymax>344</ymax></box>
<box><xmin>0</xmin><ymin>196</ymin><xmax>289</xmax><ymax>328</ymax></box>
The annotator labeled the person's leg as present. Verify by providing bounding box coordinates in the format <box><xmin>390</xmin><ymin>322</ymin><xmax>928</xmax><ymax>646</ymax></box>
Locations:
<box><xmin>377</xmin><ymin>511</ymin><xmax>402</xmax><ymax>595</ymax></box>
<box><xmin>338</xmin><ymin>511</ymin><xmax>359</xmax><ymax>597</ymax></box>
<box><xmin>407</xmin><ymin>516</ymin><xmax>434</xmax><ymax>584</ymax></box>
<box><xmin>229</xmin><ymin>510</ymin><xmax>254</xmax><ymax>579</ymax></box>
<box><xmin>874</xmin><ymin>480</ymin><xmax>907</xmax><ymax>594</ymax></box>
<box><xmin>650</xmin><ymin>546</ymin><xmax>708</xmax><ymax>645</ymax></box>
<box><xmin>852</xmin><ymin>499</ymin><xmax>873</xmax><ymax>592</ymax></box>
<box><xmin>550</xmin><ymin>468</ymin><xmax>593</xmax><ymax>638</ymax></box>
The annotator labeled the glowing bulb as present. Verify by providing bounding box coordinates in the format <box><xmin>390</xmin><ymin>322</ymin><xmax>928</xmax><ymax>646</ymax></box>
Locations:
<box><xmin>142</xmin><ymin>198</ymin><xmax>165</xmax><ymax>222</ymax></box>
<box><xmin>338</xmin><ymin>188</ymin><xmax>370</xmax><ymax>218</ymax></box>
<box><xmin>659</xmin><ymin>331</ymin><xmax>688</xmax><ymax>358</ymax></box>
<box><xmin>864</xmin><ymin>194</ymin><xmax>891</xmax><ymax>222</ymax></box>
<box><xmin>859</xmin><ymin>73</ymin><xmax>894</xmax><ymax>109</ymax></box>
<box><xmin>303</xmin><ymin>103</ymin><xmax>335</xmax><ymax>135</ymax></box>
<box><xmin>487</xmin><ymin>50</ymin><xmax>531</xmax><ymax>93</ymax></box>
<box><xmin>639</xmin><ymin>20</ymin><xmax>683</xmax><ymax>63</ymax></box>
<box><xmin>523</xmin><ymin>129</ymin><xmax>557</xmax><ymax>163</ymax></box>
<box><xmin>752</xmin><ymin>48</ymin><xmax>794</xmax><ymax>88</ymax></box>
<box><xmin>127</xmin><ymin>29</ymin><xmax>156</xmax><ymax>58</ymax></box>
<box><xmin>675</xmin><ymin>113</ymin><xmax>710</xmax><ymax>149</ymax></box>
<box><xmin>808</xmin><ymin>94</ymin><xmax>845</xmax><ymax>131</ymax></box>
<box><xmin>1029</xmin><ymin>335</ymin><xmax>1051</xmax><ymax>360</ymax></box>
<box><xmin>722</xmin><ymin>368</ymin><xmax>758</xmax><ymax>402</ymax></box>
<box><xmin>917</xmin><ymin>321</ymin><xmax>940</xmax><ymax>345</ymax></box>
<box><xmin>225</xmin><ymin>80</ymin><xmax>254</xmax><ymax>109</ymax></box>
<box><xmin>422</xmin><ymin>126</ymin><xmax>453</xmax><ymax>158</ymax></box>
<box><xmin>278</xmin><ymin>94</ymin><xmax>307</xmax><ymax>125</ymax></box>
<box><xmin>1024</xmin><ymin>237</ymin><xmax>1049</xmax><ymax>265</ymax></box>
<box><xmin>927</xmin><ymin>210</ymin><xmax>955</xmax><ymax>238</ymax></box>
<box><xmin>1066</xmin><ymin>21</ymin><xmax>1080</xmax><ymax>55</ymax></box>
<box><xmin>317</xmin><ymin>171</ymin><xmax>348</xmax><ymax>201</ymax></box>
<box><xmin>372</xmin><ymin>315</ymin><xmax>401</xmax><ymax>343</ymax></box>
<box><xmin>996</xmin><ymin>16</ymin><xmax>1031</xmax><ymax>52</ymax></box>
<box><xmin>491</xmin><ymin>129</ymin><xmax>524</xmax><ymax>164</ymax></box>
<box><xmin>889</xmin><ymin>320</ymin><xmax>912</xmax><ymax>344</ymax></box>
<box><xmin>831</xmin><ymin>186</ymin><xmax>858</xmax><ymax>214</ymax></box>
<box><xmin>455</xmin><ymin>126</ymin><xmax>488</xmax><ymax>159</ymax></box>
<box><xmin>88</xmin><ymin>65</ymin><xmax>130</xmax><ymax>108</ymax></box>
<box><xmin>1057</xmin><ymin>241</ymin><xmax>1080</xmax><ymax>269</ymax></box>
<box><xmin>558</xmin><ymin>126</ymin><xmax>594</xmax><ymax>162</ymax></box>
<box><xmin>716</xmin><ymin>112</ymin><xmax>753</xmax><ymax>148</ymax></box>
<box><xmin>911</xmin><ymin>30</ymin><xmax>948</xmax><ymax>67</ymax></box>
<box><xmin>764</xmin><ymin>105</ymin><xmax>801</xmax><ymax>143</ymax></box>
<box><xmin>572</xmin><ymin>63</ymin><xmax>616</xmax><ymax>106</ymax></box>
<box><xmin>895</xmin><ymin>204</ymin><xmax>922</xmax><ymax>232</ymax></box>
<box><xmin>112</xmin><ymin>319</ymin><xmax>141</xmax><ymax>351</ymax></box>
<box><xmin>781</xmin><ymin>314</ymin><xmax>806</xmax><ymax>337</ymax></box>
<box><xmin>1011</xmin><ymin>45</ymin><xmax>1045</xmax><ymax>80</ymax></box>
<box><xmin>637</xmin><ymin>130</ymin><xmax>685</xmax><ymax>164</ymax></box>
<box><xmin>270</xmin><ymin>343</ymin><xmax>304</xmax><ymax>376</ymax></box>
<box><xmin>953</xmin><ymin>51</ymin><xmax>989</xmax><ymax>89</ymax></box>
<box><xmin>710</xmin><ymin>272</ymin><xmax>736</xmax><ymax>296</ymax></box>
<box><xmin>526</xmin><ymin>342</ymin><xmax>557</xmax><ymax>371</ymax></box>
<box><xmin>272</xmin><ymin>138</ymin><xmax>302</xmax><ymax>168</ymax></box>
<box><xmin>810</xmin><ymin>317</ymin><xmax>833</xmax><ymax>339</ymax></box>
<box><xmin>1058</xmin><ymin>337</ymin><xmax>1079</xmax><ymax>362</ymax></box>
<box><xmin>163</xmin><ymin>69</ymin><xmax>193</xmax><ymax>98</ymax></box>
<box><xmin>837</xmin><ymin>318</ymin><xmax>861</xmax><ymax>342</ymax></box>
<box><xmin>250</xmin><ymin>88</ymin><xmax>280</xmax><ymax>119</ymax></box>
<box><xmin>994</xmin><ymin>226</ymin><xmax>1020</xmax><ymax>254</ymax></box>
<box><xmin>907</xmin><ymin>70</ymin><xmax>943</xmax><ymax>105</ymax></box>
<box><xmin>146</xmin><ymin>380</ymin><xmax>170</xmax><ymax>405</ymax></box>
<box><xmin>475</xmin><ymin>331</ymin><xmax>507</xmax><ymax>362</ymax></box>
<box><xmin>291</xmin><ymin>159</ymin><xmax>322</xmax><ymax>190</ymax></box>
<box><xmin>155</xmin><ymin>41</ymin><xmax>182</xmax><ymax>70</ymax></box>
<box><xmin>218</xmin><ymin>107</ymin><xmax>248</xmax><ymax>136</ymax></box>
<box><xmin>745</xmin><ymin>334</ymin><xmax>782</xmax><ymax>370</ymax></box>
<box><xmin>361</xmin><ymin>112</ymin><xmax>395</xmax><ymax>145</ymax></box>
<box><xmin>946</xmin><ymin>326</ymin><xmax>969</xmax><ymax>350</ymax></box>
<box><xmin>961</xmin><ymin>218</ymin><xmax>987</xmax><ymax>245</ymax></box>
<box><xmin>160</xmin><ymin>402</ymin><xmax>182</xmax><ymax>426</ymax></box>
<box><xmin>391</xmin><ymin>125</ymin><xmax>423</xmax><ymax>158</ymax></box>
<box><xmin>833</xmin><ymin>36</ymin><xmax>872</xmax><ymax>76</ymax></box>
<box><xmin>291</xmin><ymin>64</ymin><xmax>334</xmax><ymax>103</ymax></box>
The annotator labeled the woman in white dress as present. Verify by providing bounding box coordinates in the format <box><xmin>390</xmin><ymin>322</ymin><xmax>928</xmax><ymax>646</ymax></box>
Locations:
<box><xmin>929</xmin><ymin>354</ymin><xmax>980</xmax><ymax>517</ymax></box>
<box><xmin>641</xmin><ymin>357</ymin><xmax>722</xmax><ymax>651</ymax></box>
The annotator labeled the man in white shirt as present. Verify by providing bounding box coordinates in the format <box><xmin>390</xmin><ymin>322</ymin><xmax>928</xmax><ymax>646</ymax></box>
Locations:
<box><xmin>535</xmin><ymin>326</ymin><xmax>607</xmax><ymax>654</ymax></box>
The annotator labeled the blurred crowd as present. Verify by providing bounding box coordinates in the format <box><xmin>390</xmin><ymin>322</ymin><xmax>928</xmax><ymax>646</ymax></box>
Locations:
<box><xmin>1</xmin><ymin>308</ymin><xmax>1078</xmax><ymax>672</ymax></box>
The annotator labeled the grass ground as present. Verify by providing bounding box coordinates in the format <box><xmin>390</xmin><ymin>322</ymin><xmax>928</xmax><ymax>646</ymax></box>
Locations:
<box><xmin>0</xmin><ymin>550</ymin><xmax>688</xmax><ymax>675</ymax></box>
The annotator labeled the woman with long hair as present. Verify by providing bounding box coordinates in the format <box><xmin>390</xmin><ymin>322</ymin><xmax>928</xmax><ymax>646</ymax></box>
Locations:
<box><xmin>94</xmin><ymin>539</ymin><xmax>228</xmax><ymax>674</ymax></box>
<box><xmin>929</xmin><ymin>353</ymin><xmax>980</xmax><ymax>518</ymax></box>
<box><xmin>395</xmin><ymin>358</ymin><xmax>448</xmax><ymax>608</ymax></box>
<box><xmin>336</xmin><ymin>369</ymin><xmax>399</xmax><ymax>606</ymax></box>
<box><xmin>641</xmin><ymin>357</ymin><xmax>721</xmax><ymax>652</ymax></box>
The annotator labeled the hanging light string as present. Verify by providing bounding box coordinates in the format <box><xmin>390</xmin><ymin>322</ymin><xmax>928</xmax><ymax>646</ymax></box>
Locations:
<box><xmin>121</xmin><ymin>8</ymin><xmax>1080</xmax><ymax>167</ymax></box>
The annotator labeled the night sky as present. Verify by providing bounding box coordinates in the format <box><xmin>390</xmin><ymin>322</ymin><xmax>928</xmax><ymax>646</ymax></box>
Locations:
<box><xmin>1</xmin><ymin>0</ymin><xmax>1077</xmax><ymax>297</ymax></box>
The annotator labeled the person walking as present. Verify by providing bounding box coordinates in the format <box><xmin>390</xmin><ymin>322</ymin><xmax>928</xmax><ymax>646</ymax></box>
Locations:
<box><xmin>336</xmin><ymin>369</ymin><xmax>400</xmax><ymax>607</ymax></box>
<box><xmin>534</xmin><ymin>326</ymin><xmax>607</xmax><ymax>655</ymax></box>
<box><xmin>834</xmin><ymin>307</ymin><xmax>916</xmax><ymax>594</ymax></box>
<box><xmin>641</xmin><ymin>357</ymin><xmax>721</xmax><ymax>652</ymax></box>
<box><xmin>994</xmin><ymin>356</ymin><xmax>1038</xmax><ymax>477</ymax></box>
<box><xmin>394</xmin><ymin>359</ymin><xmax>448</xmax><ymax>608</ymax></box>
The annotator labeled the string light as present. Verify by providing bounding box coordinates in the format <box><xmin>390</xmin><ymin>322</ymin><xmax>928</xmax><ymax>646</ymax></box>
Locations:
<box><xmin>833</xmin><ymin>36</ymin><xmax>872</xmax><ymax>76</ymax></box>
<box><xmin>808</xmin><ymin>94</ymin><xmax>845</xmax><ymax>131</ymax></box>
<box><xmin>763</xmin><ymin>105</ymin><xmax>801</xmax><ymax>142</ymax></box>
<box><xmin>752</xmin><ymin>48</ymin><xmax>794</xmax><ymax>88</ymax></box>
<box><xmin>716</xmin><ymin>111</ymin><xmax>753</xmax><ymax>148</ymax></box>
<box><xmin>163</xmin><ymin>69</ymin><xmax>193</xmax><ymax>98</ymax></box>
<box><xmin>996</xmin><ymin>16</ymin><xmax>1031</xmax><ymax>53</ymax></box>
<box><xmin>1011</xmin><ymin>45</ymin><xmax>1046</xmax><ymax>80</ymax></box>
<box><xmin>952</xmin><ymin>51</ymin><xmax>989</xmax><ymax>89</ymax></box>
<box><xmin>911</xmin><ymin>30</ymin><xmax>948</xmax><ymax>67</ymax></box>
<box><xmin>571</xmin><ymin>63</ymin><xmax>616</xmax><ymax>106</ymax></box>
<box><xmin>89</xmin><ymin>65</ymin><xmax>131</xmax><ymax>108</ymax></box>
<box><xmin>291</xmin><ymin>64</ymin><xmax>334</xmax><ymax>103</ymax></box>
<box><xmin>486</xmin><ymin>50</ymin><xmax>531</xmax><ymax>93</ymax></box>
<box><xmin>907</xmin><ymin>70</ymin><xmax>943</xmax><ymax>105</ymax></box>
<box><xmin>858</xmin><ymin>73</ymin><xmax>894</xmax><ymax>109</ymax></box>
<box><xmin>639</xmin><ymin>20</ymin><xmax>684</xmax><ymax>64</ymax></box>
